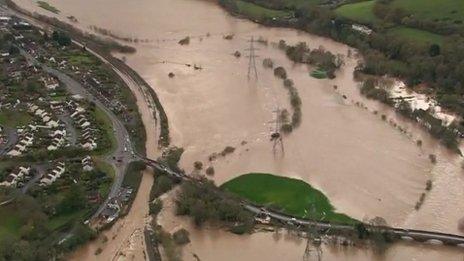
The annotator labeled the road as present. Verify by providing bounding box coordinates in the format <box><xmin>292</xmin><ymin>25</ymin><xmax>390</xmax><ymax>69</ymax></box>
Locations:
<box><xmin>57</xmin><ymin>114</ymin><xmax>78</xmax><ymax>146</ymax></box>
<box><xmin>0</xmin><ymin>127</ymin><xmax>18</xmax><ymax>156</ymax></box>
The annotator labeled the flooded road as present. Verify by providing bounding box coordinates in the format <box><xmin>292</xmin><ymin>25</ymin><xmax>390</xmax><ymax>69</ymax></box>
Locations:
<box><xmin>13</xmin><ymin>0</ymin><xmax>464</xmax><ymax>259</ymax></box>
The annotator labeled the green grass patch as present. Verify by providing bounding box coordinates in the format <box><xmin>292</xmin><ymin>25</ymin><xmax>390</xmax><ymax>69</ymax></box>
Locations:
<box><xmin>310</xmin><ymin>68</ymin><xmax>328</xmax><ymax>79</ymax></box>
<box><xmin>94</xmin><ymin>157</ymin><xmax>115</xmax><ymax>198</ymax></box>
<box><xmin>387</xmin><ymin>26</ymin><xmax>444</xmax><ymax>46</ymax></box>
<box><xmin>92</xmin><ymin>107</ymin><xmax>117</xmax><ymax>155</ymax></box>
<box><xmin>47</xmin><ymin>209</ymin><xmax>87</xmax><ymax>230</ymax></box>
<box><xmin>221</xmin><ymin>173</ymin><xmax>356</xmax><ymax>224</ymax></box>
<box><xmin>0</xmin><ymin>110</ymin><xmax>32</xmax><ymax>128</ymax></box>
<box><xmin>0</xmin><ymin>206</ymin><xmax>22</xmax><ymax>240</ymax></box>
<box><xmin>68</xmin><ymin>53</ymin><xmax>95</xmax><ymax>67</ymax></box>
<box><xmin>390</xmin><ymin>0</ymin><xmax>464</xmax><ymax>23</ymax></box>
<box><xmin>235</xmin><ymin>0</ymin><xmax>292</xmax><ymax>20</ymax></box>
<box><xmin>335</xmin><ymin>0</ymin><xmax>380</xmax><ymax>25</ymax></box>
<box><xmin>37</xmin><ymin>1</ymin><xmax>60</xmax><ymax>14</ymax></box>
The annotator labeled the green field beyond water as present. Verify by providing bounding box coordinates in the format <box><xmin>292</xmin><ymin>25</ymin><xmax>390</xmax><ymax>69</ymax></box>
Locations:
<box><xmin>335</xmin><ymin>0</ymin><xmax>380</xmax><ymax>25</ymax></box>
<box><xmin>221</xmin><ymin>173</ymin><xmax>356</xmax><ymax>224</ymax></box>
<box><xmin>235</xmin><ymin>0</ymin><xmax>291</xmax><ymax>20</ymax></box>
<box><xmin>388</xmin><ymin>26</ymin><xmax>444</xmax><ymax>45</ymax></box>
<box><xmin>390</xmin><ymin>0</ymin><xmax>464</xmax><ymax>22</ymax></box>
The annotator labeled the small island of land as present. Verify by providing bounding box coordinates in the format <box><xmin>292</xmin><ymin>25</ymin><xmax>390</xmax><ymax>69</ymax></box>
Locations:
<box><xmin>221</xmin><ymin>173</ymin><xmax>355</xmax><ymax>224</ymax></box>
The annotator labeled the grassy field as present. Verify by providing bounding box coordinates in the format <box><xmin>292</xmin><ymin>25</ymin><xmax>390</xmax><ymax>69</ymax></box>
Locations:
<box><xmin>335</xmin><ymin>0</ymin><xmax>380</xmax><ymax>25</ymax></box>
<box><xmin>0</xmin><ymin>110</ymin><xmax>32</xmax><ymax>128</ymax></box>
<box><xmin>92</xmin><ymin>106</ymin><xmax>117</xmax><ymax>155</ymax></box>
<box><xmin>47</xmin><ymin>209</ymin><xmax>87</xmax><ymax>230</ymax></box>
<box><xmin>390</xmin><ymin>0</ymin><xmax>464</xmax><ymax>23</ymax></box>
<box><xmin>221</xmin><ymin>173</ymin><xmax>356</xmax><ymax>224</ymax></box>
<box><xmin>0</xmin><ymin>206</ymin><xmax>21</xmax><ymax>240</ymax></box>
<box><xmin>235</xmin><ymin>0</ymin><xmax>292</xmax><ymax>20</ymax></box>
<box><xmin>68</xmin><ymin>53</ymin><xmax>95</xmax><ymax>67</ymax></box>
<box><xmin>388</xmin><ymin>26</ymin><xmax>444</xmax><ymax>45</ymax></box>
<box><xmin>310</xmin><ymin>69</ymin><xmax>328</xmax><ymax>79</ymax></box>
<box><xmin>37</xmin><ymin>1</ymin><xmax>60</xmax><ymax>14</ymax></box>
<box><xmin>94</xmin><ymin>157</ymin><xmax>115</xmax><ymax>197</ymax></box>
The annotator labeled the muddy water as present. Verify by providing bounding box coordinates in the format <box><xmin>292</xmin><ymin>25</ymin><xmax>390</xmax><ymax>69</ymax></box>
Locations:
<box><xmin>14</xmin><ymin>0</ymin><xmax>464</xmax><ymax>260</ymax></box>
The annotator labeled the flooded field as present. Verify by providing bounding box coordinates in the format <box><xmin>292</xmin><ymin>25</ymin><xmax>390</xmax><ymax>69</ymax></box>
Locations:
<box><xmin>13</xmin><ymin>0</ymin><xmax>464</xmax><ymax>259</ymax></box>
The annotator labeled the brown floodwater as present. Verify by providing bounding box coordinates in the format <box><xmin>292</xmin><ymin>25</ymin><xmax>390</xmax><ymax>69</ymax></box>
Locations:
<box><xmin>14</xmin><ymin>0</ymin><xmax>464</xmax><ymax>259</ymax></box>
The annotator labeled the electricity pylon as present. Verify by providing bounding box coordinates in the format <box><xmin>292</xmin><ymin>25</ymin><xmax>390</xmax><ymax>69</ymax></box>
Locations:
<box><xmin>246</xmin><ymin>36</ymin><xmax>259</xmax><ymax>80</ymax></box>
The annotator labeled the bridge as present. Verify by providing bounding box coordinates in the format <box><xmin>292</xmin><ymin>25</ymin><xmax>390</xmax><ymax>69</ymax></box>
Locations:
<box><xmin>139</xmin><ymin>156</ymin><xmax>464</xmax><ymax>248</ymax></box>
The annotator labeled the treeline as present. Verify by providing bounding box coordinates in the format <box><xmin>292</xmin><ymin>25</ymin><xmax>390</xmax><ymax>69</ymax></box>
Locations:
<box><xmin>278</xmin><ymin>40</ymin><xmax>343</xmax><ymax>78</ymax></box>
<box><xmin>360</xmin><ymin>79</ymin><xmax>461</xmax><ymax>154</ymax></box>
<box><xmin>175</xmin><ymin>179</ymin><xmax>255</xmax><ymax>234</ymax></box>
<box><xmin>272</xmin><ymin>65</ymin><xmax>302</xmax><ymax>133</ymax></box>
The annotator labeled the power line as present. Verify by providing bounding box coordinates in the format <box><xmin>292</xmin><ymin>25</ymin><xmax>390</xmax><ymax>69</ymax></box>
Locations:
<box><xmin>245</xmin><ymin>36</ymin><xmax>259</xmax><ymax>81</ymax></box>
<box><xmin>270</xmin><ymin>107</ymin><xmax>284</xmax><ymax>155</ymax></box>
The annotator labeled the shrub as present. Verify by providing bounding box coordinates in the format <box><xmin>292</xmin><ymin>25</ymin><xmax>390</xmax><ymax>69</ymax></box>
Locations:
<box><xmin>281</xmin><ymin>123</ymin><xmax>293</xmax><ymax>133</ymax></box>
<box><xmin>178</xmin><ymin>36</ymin><xmax>190</xmax><ymax>45</ymax></box>
<box><xmin>425</xmin><ymin>180</ymin><xmax>432</xmax><ymax>191</ymax></box>
<box><xmin>221</xmin><ymin>146</ymin><xmax>235</xmax><ymax>156</ymax></box>
<box><xmin>428</xmin><ymin>154</ymin><xmax>437</xmax><ymax>164</ymax></box>
<box><xmin>274</xmin><ymin>66</ymin><xmax>287</xmax><ymax>79</ymax></box>
<box><xmin>175</xmin><ymin>180</ymin><xmax>254</xmax><ymax>232</ymax></box>
<box><xmin>172</xmin><ymin>228</ymin><xmax>190</xmax><ymax>245</ymax></box>
<box><xmin>149</xmin><ymin>199</ymin><xmax>163</xmax><ymax>215</ymax></box>
<box><xmin>283</xmin><ymin>79</ymin><xmax>294</xmax><ymax>88</ymax></box>
<box><xmin>150</xmin><ymin>175</ymin><xmax>174</xmax><ymax>200</ymax></box>
<box><xmin>262</xmin><ymin>58</ymin><xmax>273</xmax><ymax>68</ymax></box>
<box><xmin>193</xmin><ymin>161</ymin><xmax>203</xmax><ymax>170</ymax></box>
<box><xmin>205</xmin><ymin>166</ymin><xmax>215</xmax><ymax>176</ymax></box>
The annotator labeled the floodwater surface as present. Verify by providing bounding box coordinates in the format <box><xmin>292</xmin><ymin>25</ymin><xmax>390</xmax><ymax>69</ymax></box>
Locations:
<box><xmin>13</xmin><ymin>0</ymin><xmax>464</xmax><ymax>259</ymax></box>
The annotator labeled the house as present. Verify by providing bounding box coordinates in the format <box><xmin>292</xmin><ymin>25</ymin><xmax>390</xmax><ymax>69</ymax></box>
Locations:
<box><xmin>51</xmin><ymin>129</ymin><xmax>66</xmax><ymax>137</ymax></box>
<box><xmin>0</xmin><ymin>166</ymin><xmax>30</xmax><ymax>187</ymax></box>
<box><xmin>47</xmin><ymin>144</ymin><xmax>58</xmax><ymax>151</ymax></box>
<box><xmin>352</xmin><ymin>24</ymin><xmax>373</xmax><ymax>35</ymax></box>
<box><xmin>40</xmin><ymin>162</ymin><xmax>65</xmax><ymax>186</ymax></box>
<box><xmin>80</xmin><ymin>121</ymin><xmax>91</xmax><ymax>128</ymax></box>
<box><xmin>42</xmin><ymin>77</ymin><xmax>59</xmax><ymax>90</ymax></box>
<box><xmin>19</xmin><ymin>135</ymin><xmax>33</xmax><ymax>146</ymax></box>
<box><xmin>50</xmin><ymin>101</ymin><xmax>63</xmax><ymax>110</ymax></box>
<box><xmin>0</xmin><ymin>16</ymin><xmax>11</xmax><ymax>23</ymax></box>
<box><xmin>7</xmin><ymin>149</ymin><xmax>21</xmax><ymax>156</ymax></box>
<box><xmin>34</xmin><ymin>108</ymin><xmax>44</xmax><ymax>116</ymax></box>
<box><xmin>82</xmin><ymin>156</ymin><xmax>94</xmax><ymax>172</ymax></box>
<box><xmin>13</xmin><ymin>34</ymin><xmax>24</xmax><ymax>40</ymax></box>
<box><xmin>43</xmin><ymin>116</ymin><xmax>52</xmax><ymax>124</ymax></box>
<box><xmin>15</xmin><ymin>144</ymin><xmax>26</xmax><ymax>152</ymax></box>
<box><xmin>28</xmin><ymin>104</ymin><xmax>39</xmax><ymax>113</ymax></box>
<box><xmin>81</xmin><ymin>139</ymin><xmax>97</xmax><ymax>150</ymax></box>
<box><xmin>46</xmin><ymin>120</ymin><xmax>59</xmax><ymax>128</ymax></box>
